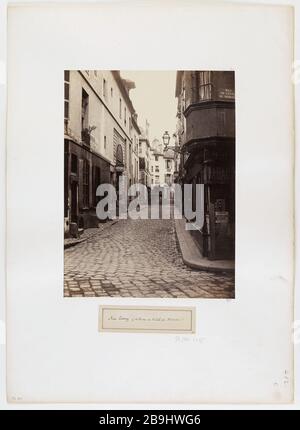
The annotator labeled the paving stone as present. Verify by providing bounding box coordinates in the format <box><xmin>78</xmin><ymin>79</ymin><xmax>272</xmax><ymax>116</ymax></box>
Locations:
<box><xmin>64</xmin><ymin>218</ymin><xmax>234</xmax><ymax>298</ymax></box>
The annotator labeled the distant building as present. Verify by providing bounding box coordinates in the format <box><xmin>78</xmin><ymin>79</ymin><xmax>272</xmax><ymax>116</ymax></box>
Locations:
<box><xmin>149</xmin><ymin>139</ymin><xmax>176</xmax><ymax>187</ymax></box>
<box><xmin>175</xmin><ymin>71</ymin><xmax>235</xmax><ymax>260</ymax></box>
<box><xmin>150</xmin><ymin>140</ymin><xmax>165</xmax><ymax>187</ymax></box>
<box><xmin>139</xmin><ymin>129</ymin><xmax>152</xmax><ymax>189</ymax></box>
<box><xmin>131</xmin><ymin>114</ymin><xmax>140</xmax><ymax>186</ymax></box>
<box><xmin>64</xmin><ymin>70</ymin><xmax>140</xmax><ymax>234</ymax></box>
<box><xmin>163</xmin><ymin>149</ymin><xmax>175</xmax><ymax>186</ymax></box>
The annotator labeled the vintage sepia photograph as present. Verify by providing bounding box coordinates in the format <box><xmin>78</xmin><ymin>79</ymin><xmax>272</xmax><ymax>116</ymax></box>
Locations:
<box><xmin>6</xmin><ymin>0</ymin><xmax>295</xmax><ymax>406</ymax></box>
<box><xmin>64</xmin><ymin>71</ymin><xmax>235</xmax><ymax>298</ymax></box>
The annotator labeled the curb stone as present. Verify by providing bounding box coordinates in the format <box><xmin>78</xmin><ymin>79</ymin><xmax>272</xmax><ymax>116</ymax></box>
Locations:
<box><xmin>175</xmin><ymin>218</ymin><xmax>235</xmax><ymax>274</ymax></box>
<box><xmin>64</xmin><ymin>219</ymin><xmax>119</xmax><ymax>250</ymax></box>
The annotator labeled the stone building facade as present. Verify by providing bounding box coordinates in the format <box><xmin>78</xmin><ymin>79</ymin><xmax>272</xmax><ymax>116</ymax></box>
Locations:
<box><xmin>64</xmin><ymin>70</ymin><xmax>140</xmax><ymax>235</ymax></box>
<box><xmin>175</xmin><ymin>71</ymin><xmax>235</xmax><ymax>260</ymax></box>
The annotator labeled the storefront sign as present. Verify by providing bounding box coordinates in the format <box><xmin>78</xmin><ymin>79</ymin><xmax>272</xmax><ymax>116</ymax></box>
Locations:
<box><xmin>218</xmin><ymin>88</ymin><xmax>235</xmax><ymax>99</ymax></box>
<box><xmin>215</xmin><ymin>211</ymin><xmax>229</xmax><ymax>224</ymax></box>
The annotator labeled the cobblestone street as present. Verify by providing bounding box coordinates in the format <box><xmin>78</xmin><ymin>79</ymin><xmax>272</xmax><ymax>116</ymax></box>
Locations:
<box><xmin>64</xmin><ymin>218</ymin><xmax>234</xmax><ymax>298</ymax></box>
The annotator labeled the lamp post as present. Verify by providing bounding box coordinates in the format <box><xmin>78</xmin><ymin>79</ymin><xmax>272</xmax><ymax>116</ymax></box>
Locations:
<box><xmin>162</xmin><ymin>131</ymin><xmax>184</xmax><ymax>187</ymax></box>
<box><xmin>162</xmin><ymin>131</ymin><xmax>182</xmax><ymax>153</ymax></box>
<box><xmin>162</xmin><ymin>131</ymin><xmax>170</xmax><ymax>149</ymax></box>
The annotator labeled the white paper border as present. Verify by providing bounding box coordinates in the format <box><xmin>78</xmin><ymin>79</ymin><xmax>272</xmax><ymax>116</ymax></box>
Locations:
<box><xmin>1</xmin><ymin>0</ymin><xmax>299</xmax><ymax>409</ymax></box>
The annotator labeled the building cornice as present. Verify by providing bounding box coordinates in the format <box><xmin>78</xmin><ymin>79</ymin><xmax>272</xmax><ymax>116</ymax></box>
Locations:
<box><xmin>139</xmin><ymin>137</ymin><xmax>151</xmax><ymax>147</ymax></box>
<box><xmin>64</xmin><ymin>135</ymin><xmax>113</xmax><ymax>165</ymax></box>
<box><xmin>111</xmin><ymin>70</ymin><xmax>136</xmax><ymax>115</ymax></box>
<box><xmin>183</xmin><ymin>100</ymin><xmax>235</xmax><ymax>117</ymax></box>
<box><xmin>132</xmin><ymin>116</ymin><xmax>141</xmax><ymax>134</ymax></box>
<box><xmin>184</xmin><ymin>136</ymin><xmax>235</xmax><ymax>152</ymax></box>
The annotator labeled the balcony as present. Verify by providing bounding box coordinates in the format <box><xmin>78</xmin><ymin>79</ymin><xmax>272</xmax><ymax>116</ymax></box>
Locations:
<box><xmin>184</xmin><ymin>102</ymin><xmax>235</xmax><ymax>147</ymax></box>
<box><xmin>81</xmin><ymin>129</ymin><xmax>91</xmax><ymax>147</ymax></box>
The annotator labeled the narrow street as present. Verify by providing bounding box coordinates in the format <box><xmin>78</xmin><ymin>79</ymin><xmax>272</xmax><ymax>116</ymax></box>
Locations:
<box><xmin>64</xmin><ymin>218</ymin><xmax>234</xmax><ymax>298</ymax></box>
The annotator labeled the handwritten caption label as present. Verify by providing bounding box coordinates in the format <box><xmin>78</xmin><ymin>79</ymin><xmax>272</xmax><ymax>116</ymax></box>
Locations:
<box><xmin>99</xmin><ymin>306</ymin><xmax>195</xmax><ymax>333</ymax></box>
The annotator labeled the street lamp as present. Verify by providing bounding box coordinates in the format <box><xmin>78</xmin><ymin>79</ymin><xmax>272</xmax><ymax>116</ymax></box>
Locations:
<box><xmin>162</xmin><ymin>131</ymin><xmax>183</xmax><ymax>154</ymax></box>
<box><xmin>162</xmin><ymin>131</ymin><xmax>170</xmax><ymax>149</ymax></box>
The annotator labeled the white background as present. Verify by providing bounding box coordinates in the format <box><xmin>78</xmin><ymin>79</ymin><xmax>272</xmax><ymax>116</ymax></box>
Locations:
<box><xmin>1</xmin><ymin>0</ymin><xmax>299</xmax><ymax>408</ymax></box>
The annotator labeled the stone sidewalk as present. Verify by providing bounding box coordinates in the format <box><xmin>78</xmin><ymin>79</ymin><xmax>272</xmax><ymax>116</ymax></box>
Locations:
<box><xmin>175</xmin><ymin>218</ymin><xmax>235</xmax><ymax>273</ymax></box>
<box><xmin>64</xmin><ymin>220</ymin><xmax>118</xmax><ymax>249</ymax></box>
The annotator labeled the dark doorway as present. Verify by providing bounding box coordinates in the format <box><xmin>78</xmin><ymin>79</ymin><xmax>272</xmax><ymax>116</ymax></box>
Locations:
<box><xmin>71</xmin><ymin>181</ymin><xmax>78</xmax><ymax>222</ymax></box>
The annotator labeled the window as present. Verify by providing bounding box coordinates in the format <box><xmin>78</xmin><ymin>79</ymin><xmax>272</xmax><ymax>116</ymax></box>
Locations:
<box><xmin>129</xmin><ymin>143</ymin><xmax>132</xmax><ymax>163</ymax></box>
<box><xmin>64</xmin><ymin>102</ymin><xmax>69</xmax><ymax>122</ymax></box>
<box><xmin>116</xmin><ymin>144</ymin><xmax>124</xmax><ymax>165</ymax></box>
<box><xmin>151</xmin><ymin>166</ymin><xmax>153</xmax><ymax>172</ymax></box>
<box><xmin>165</xmin><ymin>174</ymin><xmax>171</xmax><ymax>185</ymax></box>
<box><xmin>81</xmin><ymin>89</ymin><xmax>89</xmax><ymax>128</ymax></box>
<box><xmin>119</xmin><ymin>98</ymin><xmax>122</xmax><ymax>118</ymax></box>
<box><xmin>165</xmin><ymin>159</ymin><xmax>171</xmax><ymax>170</ymax></box>
<box><xmin>82</xmin><ymin>159</ymin><xmax>90</xmax><ymax>207</ymax></box>
<box><xmin>124</xmin><ymin>107</ymin><xmax>127</xmax><ymax>126</ymax></box>
<box><xmin>64</xmin><ymin>71</ymin><xmax>70</xmax><ymax>121</ymax></box>
<box><xmin>103</xmin><ymin>79</ymin><xmax>107</xmax><ymax>98</ymax></box>
<box><xmin>64</xmin><ymin>82</ymin><xmax>69</xmax><ymax>100</ymax></box>
<box><xmin>71</xmin><ymin>154</ymin><xmax>78</xmax><ymax>174</ymax></box>
<box><xmin>111</xmin><ymin>87</ymin><xmax>113</xmax><ymax>98</ymax></box>
<box><xmin>155</xmin><ymin>155</ymin><xmax>158</xmax><ymax>161</ymax></box>
<box><xmin>104</xmin><ymin>136</ymin><xmax>107</xmax><ymax>151</ymax></box>
<box><xmin>81</xmin><ymin>89</ymin><xmax>89</xmax><ymax>145</ymax></box>
<box><xmin>198</xmin><ymin>71</ymin><xmax>212</xmax><ymax>101</ymax></box>
<box><xmin>139</xmin><ymin>157</ymin><xmax>145</xmax><ymax>170</ymax></box>
<box><xmin>155</xmin><ymin>165</ymin><xmax>159</xmax><ymax>172</ymax></box>
<box><xmin>139</xmin><ymin>142</ymin><xmax>142</xmax><ymax>153</ymax></box>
